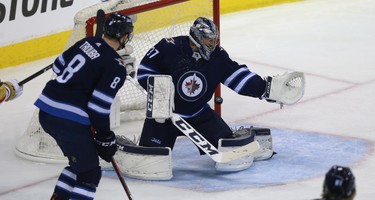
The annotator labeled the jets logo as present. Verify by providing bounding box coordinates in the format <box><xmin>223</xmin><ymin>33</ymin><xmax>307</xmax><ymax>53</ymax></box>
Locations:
<box><xmin>177</xmin><ymin>71</ymin><xmax>207</xmax><ymax>102</ymax></box>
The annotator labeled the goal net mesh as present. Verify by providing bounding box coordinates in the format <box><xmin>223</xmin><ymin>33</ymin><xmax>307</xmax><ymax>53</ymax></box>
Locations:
<box><xmin>15</xmin><ymin>0</ymin><xmax>218</xmax><ymax>163</ymax></box>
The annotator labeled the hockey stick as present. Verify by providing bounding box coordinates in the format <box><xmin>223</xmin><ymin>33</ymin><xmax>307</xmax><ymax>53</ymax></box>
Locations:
<box><xmin>19</xmin><ymin>64</ymin><xmax>53</xmax><ymax>86</ymax></box>
<box><xmin>95</xmin><ymin>9</ymin><xmax>106</xmax><ymax>38</ymax></box>
<box><xmin>128</xmin><ymin>75</ymin><xmax>260</xmax><ymax>163</ymax></box>
<box><xmin>18</xmin><ymin>9</ymin><xmax>106</xmax><ymax>86</ymax></box>
<box><xmin>111</xmin><ymin>157</ymin><xmax>134</xmax><ymax>200</ymax></box>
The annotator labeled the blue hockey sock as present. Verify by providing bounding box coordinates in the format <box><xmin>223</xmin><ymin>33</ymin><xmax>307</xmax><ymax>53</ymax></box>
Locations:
<box><xmin>51</xmin><ymin>166</ymin><xmax>77</xmax><ymax>200</ymax></box>
<box><xmin>69</xmin><ymin>183</ymin><xmax>96</xmax><ymax>200</ymax></box>
<box><xmin>68</xmin><ymin>166</ymin><xmax>101</xmax><ymax>200</ymax></box>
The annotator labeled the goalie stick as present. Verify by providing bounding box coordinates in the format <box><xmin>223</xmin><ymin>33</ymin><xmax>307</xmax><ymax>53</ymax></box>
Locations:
<box><xmin>126</xmin><ymin>76</ymin><xmax>260</xmax><ymax>163</ymax></box>
<box><xmin>18</xmin><ymin>9</ymin><xmax>106</xmax><ymax>86</ymax></box>
<box><xmin>170</xmin><ymin>113</ymin><xmax>259</xmax><ymax>163</ymax></box>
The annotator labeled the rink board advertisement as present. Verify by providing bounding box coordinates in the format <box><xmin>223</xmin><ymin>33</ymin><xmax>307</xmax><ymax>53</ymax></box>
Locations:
<box><xmin>0</xmin><ymin>0</ymin><xmax>300</xmax><ymax>68</ymax></box>
<box><xmin>0</xmin><ymin>0</ymin><xmax>86</xmax><ymax>46</ymax></box>
<box><xmin>0</xmin><ymin>0</ymin><xmax>100</xmax><ymax>68</ymax></box>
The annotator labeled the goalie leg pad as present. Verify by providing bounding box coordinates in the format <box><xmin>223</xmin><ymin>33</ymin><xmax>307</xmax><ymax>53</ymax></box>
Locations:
<box><xmin>233</xmin><ymin>127</ymin><xmax>274</xmax><ymax>161</ymax></box>
<box><xmin>250</xmin><ymin>128</ymin><xmax>274</xmax><ymax>161</ymax></box>
<box><xmin>215</xmin><ymin>133</ymin><xmax>256</xmax><ymax>172</ymax></box>
<box><xmin>115</xmin><ymin>136</ymin><xmax>172</xmax><ymax>180</ymax></box>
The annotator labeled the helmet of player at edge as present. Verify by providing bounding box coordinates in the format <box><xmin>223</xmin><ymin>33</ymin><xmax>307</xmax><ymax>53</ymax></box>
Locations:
<box><xmin>189</xmin><ymin>17</ymin><xmax>219</xmax><ymax>60</ymax></box>
<box><xmin>104</xmin><ymin>13</ymin><xmax>134</xmax><ymax>43</ymax></box>
<box><xmin>322</xmin><ymin>165</ymin><xmax>356</xmax><ymax>200</ymax></box>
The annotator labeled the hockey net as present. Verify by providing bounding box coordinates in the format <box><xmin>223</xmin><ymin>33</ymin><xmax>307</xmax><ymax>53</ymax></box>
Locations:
<box><xmin>15</xmin><ymin>0</ymin><xmax>220</xmax><ymax>163</ymax></box>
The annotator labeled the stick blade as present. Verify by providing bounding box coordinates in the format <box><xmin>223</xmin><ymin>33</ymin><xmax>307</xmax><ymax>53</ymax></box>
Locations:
<box><xmin>95</xmin><ymin>9</ymin><xmax>106</xmax><ymax>38</ymax></box>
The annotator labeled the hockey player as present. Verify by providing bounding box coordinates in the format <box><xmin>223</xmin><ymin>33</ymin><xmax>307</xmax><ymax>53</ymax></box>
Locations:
<box><xmin>137</xmin><ymin>17</ymin><xmax>302</xmax><ymax>164</ymax></box>
<box><xmin>34</xmin><ymin>13</ymin><xmax>133</xmax><ymax>200</ymax></box>
<box><xmin>0</xmin><ymin>79</ymin><xmax>23</xmax><ymax>104</ymax></box>
<box><xmin>314</xmin><ymin>165</ymin><xmax>356</xmax><ymax>200</ymax></box>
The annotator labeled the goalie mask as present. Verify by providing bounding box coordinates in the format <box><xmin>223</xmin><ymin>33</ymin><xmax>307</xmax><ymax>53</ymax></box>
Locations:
<box><xmin>104</xmin><ymin>13</ymin><xmax>134</xmax><ymax>50</ymax></box>
<box><xmin>323</xmin><ymin>165</ymin><xmax>356</xmax><ymax>199</ymax></box>
<box><xmin>189</xmin><ymin>17</ymin><xmax>219</xmax><ymax>60</ymax></box>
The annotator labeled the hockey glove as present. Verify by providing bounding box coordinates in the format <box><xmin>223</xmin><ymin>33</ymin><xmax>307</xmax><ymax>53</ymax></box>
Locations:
<box><xmin>94</xmin><ymin>130</ymin><xmax>117</xmax><ymax>162</ymax></box>
<box><xmin>0</xmin><ymin>79</ymin><xmax>23</xmax><ymax>104</ymax></box>
<box><xmin>0</xmin><ymin>82</ymin><xmax>6</xmax><ymax>103</ymax></box>
<box><xmin>262</xmin><ymin>76</ymin><xmax>277</xmax><ymax>103</ymax></box>
<box><xmin>262</xmin><ymin>72</ymin><xmax>305</xmax><ymax>106</ymax></box>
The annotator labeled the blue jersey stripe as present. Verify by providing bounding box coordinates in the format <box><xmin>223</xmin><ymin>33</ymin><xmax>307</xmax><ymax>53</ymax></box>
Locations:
<box><xmin>92</xmin><ymin>89</ymin><xmax>114</xmax><ymax>105</ymax></box>
<box><xmin>138</xmin><ymin>64</ymin><xmax>160</xmax><ymax>73</ymax></box>
<box><xmin>234</xmin><ymin>72</ymin><xmax>256</xmax><ymax>93</ymax></box>
<box><xmin>87</xmin><ymin>102</ymin><xmax>111</xmax><ymax>114</ymax></box>
<box><xmin>223</xmin><ymin>67</ymin><xmax>248</xmax><ymax>86</ymax></box>
<box><xmin>34</xmin><ymin>94</ymin><xmax>90</xmax><ymax>125</ymax></box>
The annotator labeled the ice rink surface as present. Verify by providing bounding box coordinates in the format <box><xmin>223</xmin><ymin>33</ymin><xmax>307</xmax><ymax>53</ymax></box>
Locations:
<box><xmin>1</xmin><ymin>0</ymin><xmax>375</xmax><ymax>199</ymax></box>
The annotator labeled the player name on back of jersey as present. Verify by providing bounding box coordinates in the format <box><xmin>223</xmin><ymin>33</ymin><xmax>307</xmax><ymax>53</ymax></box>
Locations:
<box><xmin>80</xmin><ymin>41</ymin><xmax>100</xmax><ymax>60</ymax></box>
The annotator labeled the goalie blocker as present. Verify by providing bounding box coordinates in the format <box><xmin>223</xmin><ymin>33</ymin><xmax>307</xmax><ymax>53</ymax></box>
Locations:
<box><xmin>146</xmin><ymin>75</ymin><xmax>174</xmax><ymax>122</ymax></box>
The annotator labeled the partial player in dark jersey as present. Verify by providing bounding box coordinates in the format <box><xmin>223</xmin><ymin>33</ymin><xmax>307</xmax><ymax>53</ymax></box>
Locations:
<box><xmin>34</xmin><ymin>13</ymin><xmax>133</xmax><ymax>200</ymax></box>
<box><xmin>314</xmin><ymin>165</ymin><xmax>356</xmax><ymax>200</ymax></box>
<box><xmin>137</xmin><ymin>17</ymin><xmax>272</xmax><ymax>154</ymax></box>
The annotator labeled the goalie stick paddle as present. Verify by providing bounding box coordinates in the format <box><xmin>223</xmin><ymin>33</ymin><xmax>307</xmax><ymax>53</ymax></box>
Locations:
<box><xmin>111</xmin><ymin>157</ymin><xmax>134</xmax><ymax>200</ymax></box>
<box><xmin>171</xmin><ymin>113</ymin><xmax>260</xmax><ymax>163</ymax></box>
<box><xmin>18</xmin><ymin>9</ymin><xmax>106</xmax><ymax>86</ymax></box>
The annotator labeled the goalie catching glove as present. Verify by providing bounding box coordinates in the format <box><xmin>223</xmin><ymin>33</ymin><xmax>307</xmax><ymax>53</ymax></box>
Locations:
<box><xmin>262</xmin><ymin>71</ymin><xmax>305</xmax><ymax>106</ymax></box>
<box><xmin>92</xmin><ymin>128</ymin><xmax>117</xmax><ymax>162</ymax></box>
<box><xmin>0</xmin><ymin>79</ymin><xmax>23</xmax><ymax>104</ymax></box>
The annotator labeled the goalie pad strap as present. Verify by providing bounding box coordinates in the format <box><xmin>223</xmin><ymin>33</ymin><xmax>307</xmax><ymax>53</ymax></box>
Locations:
<box><xmin>264</xmin><ymin>76</ymin><xmax>273</xmax><ymax>99</ymax></box>
<box><xmin>117</xmin><ymin>142</ymin><xmax>170</xmax><ymax>155</ymax></box>
<box><xmin>251</xmin><ymin>127</ymin><xmax>271</xmax><ymax>136</ymax></box>
<box><xmin>220</xmin><ymin>134</ymin><xmax>255</xmax><ymax>147</ymax></box>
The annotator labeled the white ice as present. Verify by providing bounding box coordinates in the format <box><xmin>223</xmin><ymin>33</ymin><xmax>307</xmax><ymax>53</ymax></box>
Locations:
<box><xmin>1</xmin><ymin>0</ymin><xmax>374</xmax><ymax>199</ymax></box>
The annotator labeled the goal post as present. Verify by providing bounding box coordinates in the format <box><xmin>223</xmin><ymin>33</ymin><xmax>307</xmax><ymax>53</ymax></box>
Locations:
<box><xmin>15</xmin><ymin>0</ymin><xmax>221</xmax><ymax>163</ymax></box>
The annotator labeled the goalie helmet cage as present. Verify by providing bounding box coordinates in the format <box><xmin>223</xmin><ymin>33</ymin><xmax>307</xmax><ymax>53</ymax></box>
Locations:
<box><xmin>15</xmin><ymin>0</ymin><xmax>221</xmax><ymax>163</ymax></box>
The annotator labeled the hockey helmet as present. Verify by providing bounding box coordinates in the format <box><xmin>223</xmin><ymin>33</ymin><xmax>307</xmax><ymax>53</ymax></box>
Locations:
<box><xmin>323</xmin><ymin>165</ymin><xmax>356</xmax><ymax>199</ymax></box>
<box><xmin>104</xmin><ymin>13</ymin><xmax>134</xmax><ymax>42</ymax></box>
<box><xmin>189</xmin><ymin>17</ymin><xmax>219</xmax><ymax>60</ymax></box>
